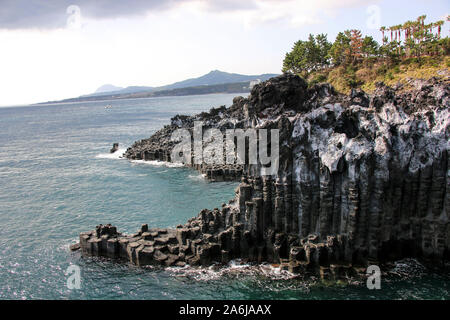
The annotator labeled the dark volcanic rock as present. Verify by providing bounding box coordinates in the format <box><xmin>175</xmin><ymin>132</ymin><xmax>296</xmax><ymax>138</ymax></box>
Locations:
<box><xmin>70</xmin><ymin>243</ymin><xmax>81</xmax><ymax>251</ymax></box>
<box><xmin>248</xmin><ymin>74</ymin><xmax>308</xmax><ymax>113</ymax></box>
<box><xmin>110</xmin><ymin>143</ymin><xmax>119</xmax><ymax>153</ymax></box>
<box><xmin>79</xmin><ymin>74</ymin><xmax>450</xmax><ymax>278</ymax></box>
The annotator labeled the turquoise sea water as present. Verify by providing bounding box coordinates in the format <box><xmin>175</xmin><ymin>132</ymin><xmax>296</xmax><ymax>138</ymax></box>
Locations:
<box><xmin>0</xmin><ymin>94</ymin><xmax>448</xmax><ymax>300</ymax></box>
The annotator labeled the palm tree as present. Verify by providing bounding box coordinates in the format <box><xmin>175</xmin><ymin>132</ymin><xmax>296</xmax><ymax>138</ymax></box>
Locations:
<box><xmin>403</xmin><ymin>21</ymin><xmax>412</xmax><ymax>41</ymax></box>
<box><xmin>435</xmin><ymin>20</ymin><xmax>444</xmax><ymax>39</ymax></box>
<box><xmin>397</xmin><ymin>24</ymin><xmax>402</xmax><ymax>42</ymax></box>
<box><xmin>419</xmin><ymin>15</ymin><xmax>427</xmax><ymax>27</ymax></box>
<box><xmin>418</xmin><ymin>15</ymin><xmax>427</xmax><ymax>42</ymax></box>
<box><xmin>393</xmin><ymin>25</ymin><xmax>398</xmax><ymax>41</ymax></box>
<box><xmin>380</xmin><ymin>26</ymin><xmax>387</xmax><ymax>44</ymax></box>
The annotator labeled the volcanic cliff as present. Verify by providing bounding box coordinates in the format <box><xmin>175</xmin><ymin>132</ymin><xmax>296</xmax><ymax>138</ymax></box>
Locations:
<box><xmin>76</xmin><ymin>74</ymin><xmax>449</xmax><ymax>278</ymax></box>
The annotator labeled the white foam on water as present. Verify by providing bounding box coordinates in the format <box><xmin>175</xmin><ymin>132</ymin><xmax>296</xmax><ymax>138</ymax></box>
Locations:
<box><xmin>166</xmin><ymin>259</ymin><xmax>298</xmax><ymax>281</ymax></box>
<box><xmin>96</xmin><ymin>148</ymin><xmax>127</xmax><ymax>160</ymax></box>
<box><xmin>388</xmin><ymin>258</ymin><xmax>427</xmax><ymax>279</ymax></box>
<box><xmin>95</xmin><ymin>147</ymin><xmax>185</xmax><ymax>168</ymax></box>
<box><xmin>188</xmin><ymin>173</ymin><xmax>206</xmax><ymax>181</ymax></box>
<box><xmin>130</xmin><ymin>160</ymin><xmax>184</xmax><ymax>168</ymax></box>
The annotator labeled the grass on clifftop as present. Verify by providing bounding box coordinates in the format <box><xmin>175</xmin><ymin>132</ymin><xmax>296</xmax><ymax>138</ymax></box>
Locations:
<box><xmin>306</xmin><ymin>55</ymin><xmax>450</xmax><ymax>94</ymax></box>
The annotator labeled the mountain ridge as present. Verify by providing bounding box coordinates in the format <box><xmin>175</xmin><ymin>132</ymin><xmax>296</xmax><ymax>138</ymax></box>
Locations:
<box><xmin>84</xmin><ymin>70</ymin><xmax>278</xmax><ymax>99</ymax></box>
<box><xmin>94</xmin><ymin>84</ymin><xmax>124</xmax><ymax>94</ymax></box>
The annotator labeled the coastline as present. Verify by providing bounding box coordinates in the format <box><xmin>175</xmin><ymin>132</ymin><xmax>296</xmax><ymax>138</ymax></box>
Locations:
<box><xmin>75</xmin><ymin>74</ymin><xmax>450</xmax><ymax>281</ymax></box>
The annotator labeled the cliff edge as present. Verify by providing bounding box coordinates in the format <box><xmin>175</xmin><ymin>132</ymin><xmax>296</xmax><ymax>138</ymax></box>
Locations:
<box><xmin>77</xmin><ymin>74</ymin><xmax>449</xmax><ymax>278</ymax></box>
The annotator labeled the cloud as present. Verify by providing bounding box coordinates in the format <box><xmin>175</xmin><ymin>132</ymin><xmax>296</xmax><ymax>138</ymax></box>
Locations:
<box><xmin>0</xmin><ymin>0</ymin><xmax>179</xmax><ymax>29</ymax></box>
<box><xmin>218</xmin><ymin>0</ymin><xmax>381</xmax><ymax>28</ymax></box>
<box><xmin>0</xmin><ymin>0</ymin><xmax>380</xmax><ymax>30</ymax></box>
<box><xmin>202</xmin><ymin>0</ymin><xmax>258</xmax><ymax>12</ymax></box>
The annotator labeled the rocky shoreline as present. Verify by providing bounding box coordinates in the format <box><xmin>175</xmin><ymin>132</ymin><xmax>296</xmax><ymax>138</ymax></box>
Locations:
<box><xmin>75</xmin><ymin>74</ymin><xmax>449</xmax><ymax>279</ymax></box>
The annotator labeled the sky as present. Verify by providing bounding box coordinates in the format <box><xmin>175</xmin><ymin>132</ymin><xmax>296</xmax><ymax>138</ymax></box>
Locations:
<box><xmin>0</xmin><ymin>0</ymin><xmax>448</xmax><ymax>106</ymax></box>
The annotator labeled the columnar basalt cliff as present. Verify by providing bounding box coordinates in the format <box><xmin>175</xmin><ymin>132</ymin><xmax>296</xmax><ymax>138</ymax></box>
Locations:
<box><xmin>78</xmin><ymin>74</ymin><xmax>449</xmax><ymax>278</ymax></box>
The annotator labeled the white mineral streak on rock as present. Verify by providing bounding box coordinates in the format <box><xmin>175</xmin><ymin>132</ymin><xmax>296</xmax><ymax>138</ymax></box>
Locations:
<box><xmin>290</xmin><ymin>99</ymin><xmax>448</xmax><ymax>175</ymax></box>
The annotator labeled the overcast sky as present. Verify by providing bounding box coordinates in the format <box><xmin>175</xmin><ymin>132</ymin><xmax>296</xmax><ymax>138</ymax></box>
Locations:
<box><xmin>0</xmin><ymin>0</ymin><xmax>448</xmax><ymax>106</ymax></box>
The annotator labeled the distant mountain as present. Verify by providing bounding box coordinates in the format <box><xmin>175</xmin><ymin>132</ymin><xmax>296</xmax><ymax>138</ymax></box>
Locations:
<box><xmin>161</xmin><ymin>70</ymin><xmax>279</xmax><ymax>90</ymax></box>
<box><xmin>41</xmin><ymin>70</ymin><xmax>279</xmax><ymax>104</ymax></box>
<box><xmin>86</xmin><ymin>70</ymin><xmax>278</xmax><ymax>97</ymax></box>
<box><xmin>94</xmin><ymin>84</ymin><xmax>123</xmax><ymax>94</ymax></box>
<box><xmin>84</xmin><ymin>85</ymin><xmax>152</xmax><ymax>98</ymax></box>
<box><xmin>44</xmin><ymin>81</ymin><xmax>257</xmax><ymax>104</ymax></box>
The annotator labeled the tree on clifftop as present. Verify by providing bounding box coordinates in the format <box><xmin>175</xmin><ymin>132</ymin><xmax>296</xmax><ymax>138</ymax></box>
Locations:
<box><xmin>349</xmin><ymin>29</ymin><xmax>364</xmax><ymax>63</ymax></box>
<box><xmin>329</xmin><ymin>31</ymin><xmax>351</xmax><ymax>65</ymax></box>
<box><xmin>362</xmin><ymin>36</ymin><xmax>379</xmax><ymax>57</ymax></box>
<box><xmin>282</xmin><ymin>34</ymin><xmax>331</xmax><ymax>76</ymax></box>
<box><xmin>282</xmin><ymin>15</ymin><xmax>449</xmax><ymax>86</ymax></box>
<box><xmin>331</xmin><ymin>29</ymin><xmax>372</xmax><ymax>64</ymax></box>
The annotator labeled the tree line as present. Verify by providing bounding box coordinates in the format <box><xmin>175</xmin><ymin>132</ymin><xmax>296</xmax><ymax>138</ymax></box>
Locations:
<box><xmin>283</xmin><ymin>15</ymin><xmax>450</xmax><ymax>76</ymax></box>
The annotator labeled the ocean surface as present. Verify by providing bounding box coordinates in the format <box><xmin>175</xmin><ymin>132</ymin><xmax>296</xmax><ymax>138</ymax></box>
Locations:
<box><xmin>0</xmin><ymin>94</ymin><xmax>448</xmax><ymax>300</ymax></box>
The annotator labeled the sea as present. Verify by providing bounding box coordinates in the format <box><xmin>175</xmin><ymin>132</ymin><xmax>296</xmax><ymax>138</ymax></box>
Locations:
<box><xmin>0</xmin><ymin>93</ymin><xmax>448</xmax><ymax>300</ymax></box>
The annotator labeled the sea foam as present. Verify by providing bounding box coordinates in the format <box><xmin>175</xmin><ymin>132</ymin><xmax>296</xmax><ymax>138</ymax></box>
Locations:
<box><xmin>95</xmin><ymin>148</ymin><xmax>127</xmax><ymax>160</ymax></box>
<box><xmin>188</xmin><ymin>173</ymin><xmax>206</xmax><ymax>181</ymax></box>
<box><xmin>130</xmin><ymin>159</ymin><xmax>184</xmax><ymax>168</ymax></box>
<box><xmin>166</xmin><ymin>259</ymin><xmax>299</xmax><ymax>282</ymax></box>
<box><xmin>95</xmin><ymin>147</ymin><xmax>184</xmax><ymax>168</ymax></box>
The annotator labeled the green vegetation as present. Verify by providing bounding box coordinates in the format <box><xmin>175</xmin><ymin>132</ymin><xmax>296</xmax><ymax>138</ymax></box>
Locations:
<box><xmin>282</xmin><ymin>15</ymin><xmax>450</xmax><ymax>93</ymax></box>
<box><xmin>282</xmin><ymin>34</ymin><xmax>331</xmax><ymax>76</ymax></box>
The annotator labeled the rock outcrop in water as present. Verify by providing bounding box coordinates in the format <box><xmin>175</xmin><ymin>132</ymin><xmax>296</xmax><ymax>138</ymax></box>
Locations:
<box><xmin>78</xmin><ymin>74</ymin><xmax>449</xmax><ymax>278</ymax></box>
<box><xmin>110</xmin><ymin>143</ymin><xmax>119</xmax><ymax>154</ymax></box>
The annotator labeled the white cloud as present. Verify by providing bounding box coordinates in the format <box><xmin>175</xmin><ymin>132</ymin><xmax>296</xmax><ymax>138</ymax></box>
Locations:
<box><xmin>204</xmin><ymin>0</ymin><xmax>381</xmax><ymax>28</ymax></box>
